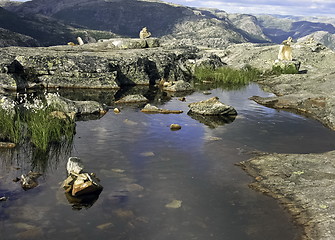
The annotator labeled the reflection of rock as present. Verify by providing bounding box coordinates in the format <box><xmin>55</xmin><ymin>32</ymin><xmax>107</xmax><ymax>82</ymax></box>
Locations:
<box><xmin>20</xmin><ymin>171</ymin><xmax>42</xmax><ymax>190</ymax></box>
<box><xmin>188</xmin><ymin>97</ymin><xmax>237</xmax><ymax>116</ymax></box>
<box><xmin>188</xmin><ymin>111</ymin><xmax>236</xmax><ymax>128</ymax></box>
<box><xmin>62</xmin><ymin>157</ymin><xmax>103</xmax><ymax>210</ymax></box>
<box><xmin>140</xmin><ymin>104</ymin><xmax>183</xmax><ymax>114</ymax></box>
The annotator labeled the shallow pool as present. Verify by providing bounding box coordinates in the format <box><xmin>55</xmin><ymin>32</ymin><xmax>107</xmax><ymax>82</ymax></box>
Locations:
<box><xmin>1</xmin><ymin>84</ymin><xmax>335</xmax><ymax>239</ymax></box>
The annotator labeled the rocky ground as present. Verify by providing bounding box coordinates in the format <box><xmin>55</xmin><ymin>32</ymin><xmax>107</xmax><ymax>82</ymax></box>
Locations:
<box><xmin>213</xmin><ymin>41</ymin><xmax>335</xmax><ymax>239</ymax></box>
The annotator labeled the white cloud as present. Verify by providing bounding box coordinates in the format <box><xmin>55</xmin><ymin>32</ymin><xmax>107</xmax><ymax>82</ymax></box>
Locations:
<box><xmin>168</xmin><ymin>0</ymin><xmax>335</xmax><ymax>17</ymax></box>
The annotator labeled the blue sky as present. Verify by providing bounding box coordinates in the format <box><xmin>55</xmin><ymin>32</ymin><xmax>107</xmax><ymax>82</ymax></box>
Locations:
<box><xmin>14</xmin><ymin>0</ymin><xmax>335</xmax><ymax>17</ymax></box>
<box><xmin>166</xmin><ymin>0</ymin><xmax>335</xmax><ymax>17</ymax></box>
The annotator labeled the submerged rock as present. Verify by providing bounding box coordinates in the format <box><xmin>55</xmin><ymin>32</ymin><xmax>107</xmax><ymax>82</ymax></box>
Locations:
<box><xmin>188</xmin><ymin>97</ymin><xmax>237</xmax><ymax>116</ymax></box>
<box><xmin>115</xmin><ymin>94</ymin><xmax>148</xmax><ymax>104</ymax></box>
<box><xmin>20</xmin><ymin>171</ymin><xmax>42</xmax><ymax>190</ymax></box>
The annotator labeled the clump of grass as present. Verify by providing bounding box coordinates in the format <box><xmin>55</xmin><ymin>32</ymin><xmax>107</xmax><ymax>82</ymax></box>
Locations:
<box><xmin>193</xmin><ymin>65</ymin><xmax>261</xmax><ymax>89</ymax></box>
<box><xmin>0</xmin><ymin>96</ymin><xmax>75</xmax><ymax>151</ymax></box>
<box><xmin>24</xmin><ymin>108</ymin><xmax>75</xmax><ymax>150</ymax></box>
<box><xmin>0</xmin><ymin>109</ymin><xmax>22</xmax><ymax>143</ymax></box>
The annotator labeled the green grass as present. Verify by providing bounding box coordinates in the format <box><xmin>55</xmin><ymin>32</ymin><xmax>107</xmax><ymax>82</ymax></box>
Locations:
<box><xmin>0</xmin><ymin>106</ymin><xmax>75</xmax><ymax>151</ymax></box>
<box><xmin>270</xmin><ymin>64</ymin><xmax>299</xmax><ymax>75</ymax></box>
<box><xmin>193</xmin><ymin>65</ymin><xmax>261</xmax><ymax>90</ymax></box>
<box><xmin>0</xmin><ymin>109</ymin><xmax>22</xmax><ymax>144</ymax></box>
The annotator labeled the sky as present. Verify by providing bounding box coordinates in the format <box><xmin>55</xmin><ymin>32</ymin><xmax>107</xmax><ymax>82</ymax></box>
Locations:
<box><xmin>165</xmin><ymin>0</ymin><xmax>335</xmax><ymax>17</ymax></box>
<box><xmin>13</xmin><ymin>0</ymin><xmax>335</xmax><ymax>18</ymax></box>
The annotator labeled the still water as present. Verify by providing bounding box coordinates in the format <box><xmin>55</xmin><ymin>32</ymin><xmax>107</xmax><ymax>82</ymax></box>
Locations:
<box><xmin>1</xmin><ymin>84</ymin><xmax>335</xmax><ymax>240</ymax></box>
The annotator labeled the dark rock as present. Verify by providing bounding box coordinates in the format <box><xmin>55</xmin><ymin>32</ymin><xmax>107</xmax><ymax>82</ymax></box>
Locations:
<box><xmin>20</xmin><ymin>171</ymin><xmax>42</xmax><ymax>190</ymax></box>
<box><xmin>188</xmin><ymin>111</ymin><xmax>236</xmax><ymax>128</ymax></box>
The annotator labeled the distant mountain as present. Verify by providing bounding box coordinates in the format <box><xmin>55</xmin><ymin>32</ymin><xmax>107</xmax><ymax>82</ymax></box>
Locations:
<box><xmin>257</xmin><ymin>14</ymin><xmax>335</xmax><ymax>44</ymax></box>
<box><xmin>1</xmin><ymin>0</ymin><xmax>335</xmax><ymax>49</ymax></box>
<box><xmin>2</xmin><ymin>0</ymin><xmax>269</xmax><ymax>48</ymax></box>
<box><xmin>0</xmin><ymin>27</ymin><xmax>39</xmax><ymax>47</ymax></box>
<box><xmin>297</xmin><ymin>31</ymin><xmax>335</xmax><ymax>50</ymax></box>
<box><xmin>0</xmin><ymin>5</ymin><xmax>120</xmax><ymax>47</ymax></box>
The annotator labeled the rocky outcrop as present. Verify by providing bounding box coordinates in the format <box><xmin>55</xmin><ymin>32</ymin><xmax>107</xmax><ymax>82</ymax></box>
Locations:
<box><xmin>0</xmin><ymin>43</ymin><xmax>210</xmax><ymax>91</ymax></box>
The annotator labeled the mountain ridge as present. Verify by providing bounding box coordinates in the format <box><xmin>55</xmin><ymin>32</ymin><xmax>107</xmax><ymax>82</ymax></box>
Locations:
<box><xmin>1</xmin><ymin>0</ymin><xmax>335</xmax><ymax>49</ymax></box>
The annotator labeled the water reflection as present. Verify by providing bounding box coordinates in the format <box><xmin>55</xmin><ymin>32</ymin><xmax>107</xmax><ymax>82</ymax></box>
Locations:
<box><xmin>188</xmin><ymin>111</ymin><xmax>236</xmax><ymax>128</ymax></box>
<box><xmin>1</xmin><ymin>84</ymin><xmax>335</xmax><ymax>239</ymax></box>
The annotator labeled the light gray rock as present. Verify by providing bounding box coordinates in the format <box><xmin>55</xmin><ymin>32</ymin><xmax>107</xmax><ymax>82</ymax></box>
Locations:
<box><xmin>188</xmin><ymin>97</ymin><xmax>237</xmax><ymax>116</ymax></box>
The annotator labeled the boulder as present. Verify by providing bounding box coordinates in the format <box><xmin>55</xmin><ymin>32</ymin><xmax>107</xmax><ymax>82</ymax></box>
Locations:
<box><xmin>45</xmin><ymin>93</ymin><xmax>107</xmax><ymax>116</ymax></box>
<box><xmin>20</xmin><ymin>171</ymin><xmax>42</xmax><ymax>190</ymax></box>
<box><xmin>163</xmin><ymin>80</ymin><xmax>194</xmax><ymax>92</ymax></box>
<box><xmin>188</xmin><ymin>97</ymin><xmax>237</xmax><ymax>116</ymax></box>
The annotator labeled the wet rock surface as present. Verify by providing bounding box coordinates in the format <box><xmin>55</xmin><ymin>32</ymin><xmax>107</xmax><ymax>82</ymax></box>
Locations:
<box><xmin>240</xmin><ymin>151</ymin><xmax>335</xmax><ymax>240</ymax></box>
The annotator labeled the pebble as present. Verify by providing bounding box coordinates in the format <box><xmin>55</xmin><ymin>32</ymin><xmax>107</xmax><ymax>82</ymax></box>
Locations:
<box><xmin>165</xmin><ymin>199</ymin><xmax>182</xmax><ymax>209</ymax></box>
<box><xmin>170</xmin><ymin>124</ymin><xmax>181</xmax><ymax>130</ymax></box>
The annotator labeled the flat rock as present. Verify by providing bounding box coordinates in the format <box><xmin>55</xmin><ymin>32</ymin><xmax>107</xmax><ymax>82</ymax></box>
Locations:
<box><xmin>188</xmin><ymin>97</ymin><xmax>237</xmax><ymax>116</ymax></box>
<box><xmin>141</xmin><ymin>104</ymin><xmax>183</xmax><ymax>114</ymax></box>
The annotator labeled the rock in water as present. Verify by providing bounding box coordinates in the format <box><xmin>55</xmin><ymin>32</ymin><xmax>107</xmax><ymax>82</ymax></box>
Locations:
<box><xmin>188</xmin><ymin>97</ymin><xmax>237</xmax><ymax>116</ymax></box>
<box><xmin>20</xmin><ymin>171</ymin><xmax>42</xmax><ymax>190</ymax></box>
<box><xmin>62</xmin><ymin>157</ymin><xmax>103</xmax><ymax>207</ymax></box>
<box><xmin>170</xmin><ymin>124</ymin><xmax>182</xmax><ymax>130</ymax></box>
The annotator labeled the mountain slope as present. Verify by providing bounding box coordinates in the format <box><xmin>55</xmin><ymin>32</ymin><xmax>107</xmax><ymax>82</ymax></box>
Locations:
<box><xmin>4</xmin><ymin>0</ymin><xmax>265</xmax><ymax>47</ymax></box>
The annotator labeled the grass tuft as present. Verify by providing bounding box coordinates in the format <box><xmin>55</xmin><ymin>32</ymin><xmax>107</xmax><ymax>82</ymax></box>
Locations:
<box><xmin>193</xmin><ymin>65</ymin><xmax>261</xmax><ymax>90</ymax></box>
